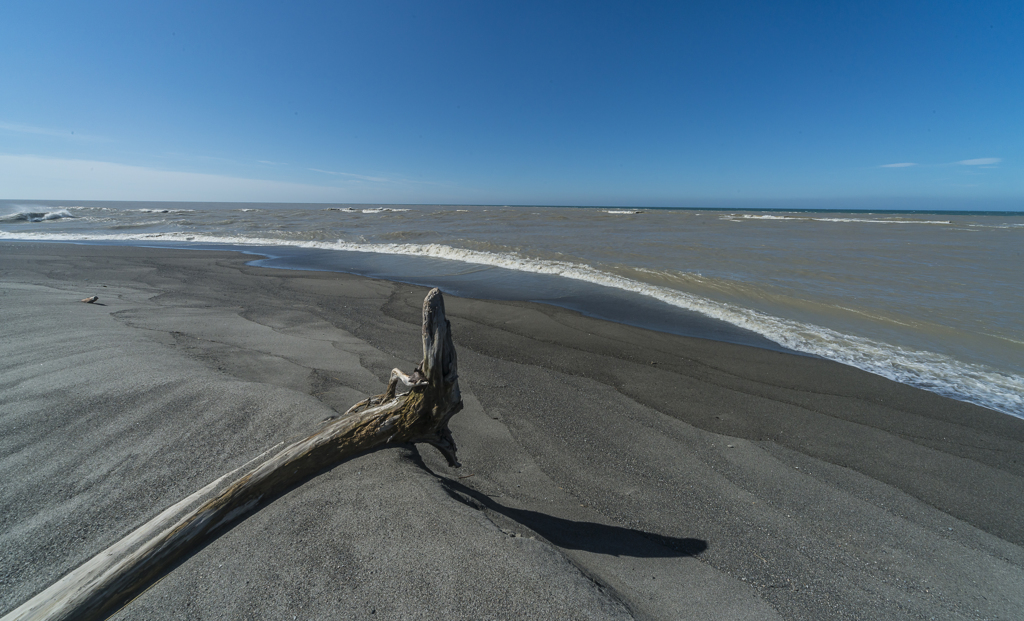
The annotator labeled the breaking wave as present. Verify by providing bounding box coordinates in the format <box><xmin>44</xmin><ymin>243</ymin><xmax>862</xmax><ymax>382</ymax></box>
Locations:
<box><xmin>0</xmin><ymin>209</ymin><xmax>76</xmax><ymax>223</ymax></box>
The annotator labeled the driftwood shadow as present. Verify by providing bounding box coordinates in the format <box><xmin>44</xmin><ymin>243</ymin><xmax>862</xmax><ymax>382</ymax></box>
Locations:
<box><xmin>435</xmin><ymin>475</ymin><xmax>708</xmax><ymax>558</ymax></box>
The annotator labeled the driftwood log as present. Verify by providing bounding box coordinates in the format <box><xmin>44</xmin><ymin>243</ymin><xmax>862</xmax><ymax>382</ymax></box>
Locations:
<box><xmin>5</xmin><ymin>288</ymin><xmax>463</xmax><ymax>621</ymax></box>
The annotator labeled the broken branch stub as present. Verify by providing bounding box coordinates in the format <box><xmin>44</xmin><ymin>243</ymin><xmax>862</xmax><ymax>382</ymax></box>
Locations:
<box><xmin>341</xmin><ymin>287</ymin><xmax>463</xmax><ymax>466</ymax></box>
<box><xmin>4</xmin><ymin>288</ymin><xmax>463</xmax><ymax>621</ymax></box>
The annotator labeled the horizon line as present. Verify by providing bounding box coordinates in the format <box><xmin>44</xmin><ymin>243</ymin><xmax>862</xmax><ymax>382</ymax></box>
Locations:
<box><xmin>3</xmin><ymin>198</ymin><xmax>1022</xmax><ymax>216</ymax></box>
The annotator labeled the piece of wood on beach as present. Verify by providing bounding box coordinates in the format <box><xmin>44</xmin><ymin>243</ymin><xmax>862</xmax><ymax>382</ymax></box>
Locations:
<box><xmin>4</xmin><ymin>288</ymin><xmax>463</xmax><ymax>621</ymax></box>
<box><xmin>79</xmin><ymin>296</ymin><xmax>98</xmax><ymax>303</ymax></box>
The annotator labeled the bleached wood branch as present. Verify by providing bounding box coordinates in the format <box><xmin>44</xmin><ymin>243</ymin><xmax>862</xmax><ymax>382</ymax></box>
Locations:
<box><xmin>4</xmin><ymin>288</ymin><xmax>463</xmax><ymax>621</ymax></box>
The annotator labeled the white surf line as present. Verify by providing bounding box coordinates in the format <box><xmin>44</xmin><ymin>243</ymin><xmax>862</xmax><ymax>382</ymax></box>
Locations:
<box><xmin>2</xmin><ymin>231</ymin><xmax>1022</xmax><ymax>416</ymax></box>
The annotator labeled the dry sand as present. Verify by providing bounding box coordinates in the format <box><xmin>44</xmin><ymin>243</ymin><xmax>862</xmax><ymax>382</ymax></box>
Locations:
<box><xmin>2</xmin><ymin>242</ymin><xmax>1023</xmax><ymax>621</ymax></box>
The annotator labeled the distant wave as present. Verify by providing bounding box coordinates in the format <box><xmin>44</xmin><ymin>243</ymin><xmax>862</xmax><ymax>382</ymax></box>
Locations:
<box><xmin>2</xmin><ymin>229</ymin><xmax>1021</xmax><ymax>417</ymax></box>
<box><xmin>606</xmin><ymin>210</ymin><xmax>642</xmax><ymax>214</ymax></box>
<box><xmin>728</xmin><ymin>214</ymin><xmax>1024</xmax><ymax>230</ymax></box>
<box><xmin>130</xmin><ymin>208</ymin><xmax>195</xmax><ymax>214</ymax></box>
<box><xmin>323</xmin><ymin>207</ymin><xmax>410</xmax><ymax>213</ymax></box>
<box><xmin>110</xmin><ymin>220</ymin><xmax>170</xmax><ymax>229</ymax></box>
<box><xmin>0</xmin><ymin>209</ymin><xmax>76</xmax><ymax>223</ymax></box>
<box><xmin>724</xmin><ymin>214</ymin><xmax>953</xmax><ymax>225</ymax></box>
<box><xmin>966</xmin><ymin>223</ymin><xmax>1024</xmax><ymax>229</ymax></box>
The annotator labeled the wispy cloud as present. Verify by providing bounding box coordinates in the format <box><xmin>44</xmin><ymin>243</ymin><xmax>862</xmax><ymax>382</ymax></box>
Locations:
<box><xmin>879</xmin><ymin>158</ymin><xmax>1003</xmax><ymax>169</ymax></box>
<box><xmin>308</xmin><ymin>168</ymin><xmax>391</xmax><ymax>182</ymax></box>
<box><xmin>0</xmin><ymin>153</ymin><xmax>465</xmax><ymax>202</ymax></box>
<box><xmin>0</xmin><ymin>122</ymin><xmax>107</xmax><ymax>141</ymax></box>
<box><xmin>0</xmin><ymin>154</ymin><xmax>353</xmax><ymax>202</ymax></box>
<box><xmin>307</xmin><ymin>167</ymin><xmax>454</xmax><ymax>189</ymax></box>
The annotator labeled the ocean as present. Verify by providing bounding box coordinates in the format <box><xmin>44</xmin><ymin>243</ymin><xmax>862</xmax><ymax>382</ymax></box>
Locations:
<box><xmin>3</xmin><ymin>200</ymin><xmax>1022</xmax><ymax>418</ymax></box>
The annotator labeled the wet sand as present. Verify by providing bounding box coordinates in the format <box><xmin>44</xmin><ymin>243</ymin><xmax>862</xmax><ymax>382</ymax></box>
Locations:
<box><xmin>2</xmin><ymin>242</ymin><xmax>1023</xmax><ymax>621</ymax></box>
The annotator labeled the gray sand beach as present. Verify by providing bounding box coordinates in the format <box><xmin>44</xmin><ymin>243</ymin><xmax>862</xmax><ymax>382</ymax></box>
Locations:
<box><xmin>2</xmin><ymin>242</ymin><xmax>1023</xmax><ymax>620</ymax></box>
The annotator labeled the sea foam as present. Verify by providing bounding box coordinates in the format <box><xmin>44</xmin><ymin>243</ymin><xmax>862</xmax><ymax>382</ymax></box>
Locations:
<box><xmin>0</xmin><ymin>209</ymin><xmax>76</xmax><ymax>223</ymax></box>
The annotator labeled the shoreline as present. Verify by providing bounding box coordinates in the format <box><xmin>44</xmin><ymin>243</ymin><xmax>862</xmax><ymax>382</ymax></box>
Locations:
<box><xmin>5</xmin><ymin>237</ymin><xmax>1021</xmax><ymax>419</ymax></box>
<box><xmin>3</xmin><ymin>241</ymin><xmax>1024</xmax><ymax>620</ymax></box>
<box><xmin>2</xmin><ymin>238</ymin><xmax>792</xmax><ymax>352</ymax></box>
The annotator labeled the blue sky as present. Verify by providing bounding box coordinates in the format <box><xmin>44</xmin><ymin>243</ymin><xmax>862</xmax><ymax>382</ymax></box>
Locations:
<box><xmin>1</xmin><ymin>1</ymin><xmax>1021</xmax><ymax>208</ymax></box>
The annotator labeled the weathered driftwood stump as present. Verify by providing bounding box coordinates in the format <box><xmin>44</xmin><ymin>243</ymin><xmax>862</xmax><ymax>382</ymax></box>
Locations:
<box><xmin>5</xmin><ymin>288</ymin><xmax>463</xmax><ymax>621</ymax></box>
